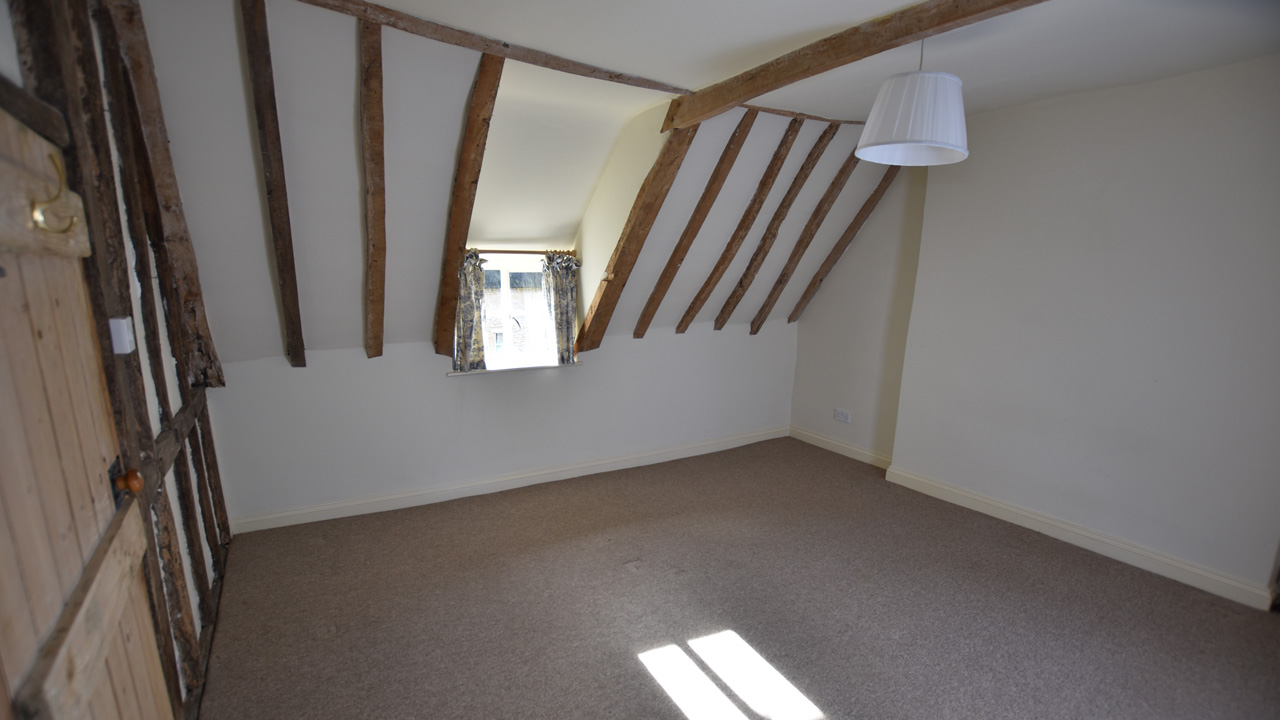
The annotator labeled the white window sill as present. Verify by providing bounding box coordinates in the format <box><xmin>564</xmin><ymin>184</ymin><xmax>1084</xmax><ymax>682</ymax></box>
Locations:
<box><xmin>447</xmin><ymin>361</ymin><xmax>583</xmax><ymax>377</ymax></box>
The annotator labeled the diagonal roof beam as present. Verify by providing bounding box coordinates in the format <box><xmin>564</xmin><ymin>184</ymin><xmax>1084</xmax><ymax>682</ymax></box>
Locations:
<box><xmin>634</xmin><ymin>109</ymin><xmax>758</xmax><ymax>339</ymax></box>
<box><xmin>788</xmin><ymin>165</ymin><xmax>901</xmax><ymax>322</ymax></box>
<box><xmin>714</xmin><ymin>122</ymin><xmax>838</xmax><ymax>330</ymax></box>
<box><xmin>663</xmin><ymin>0</ymin><xmax>1049</xmax><ymax>131</ymax></box>
<box><xmin>748</xmin><ymin>146</ymin><xmax>860</xmax><ymax>334</ymax></box>
<box><xmin>577</xmin><ymin>125</ymin><xmax>700</xmax><ymax>352</ymax></box>
<box><xmin>434</xmin><ymin>53</ymin><xmax>504</xmax><ymax>358</ymax></box>
<box><xmin>677</xmin><ymin>118</ymin><xmax>802</xmax><ymax>334</ymax></box>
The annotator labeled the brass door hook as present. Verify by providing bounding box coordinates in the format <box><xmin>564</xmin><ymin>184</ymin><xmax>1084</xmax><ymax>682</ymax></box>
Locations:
<box><xmin>31</xmin><ymin>153</ymin><xmax>77</xmax><ymax>234</ymax></box>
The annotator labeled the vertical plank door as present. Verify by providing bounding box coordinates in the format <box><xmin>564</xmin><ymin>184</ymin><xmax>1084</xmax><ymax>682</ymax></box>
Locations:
<box><xmin>1</xmin><ymin>108</ymin><xmax>175</xmax><ymax>718</ymax></box>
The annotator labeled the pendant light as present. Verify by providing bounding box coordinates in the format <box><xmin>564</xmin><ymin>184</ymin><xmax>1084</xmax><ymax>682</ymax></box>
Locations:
<box><xmin>855</xmin><ymin>40</ymin><xmax>968</xmax><ymax>166</ymax></box>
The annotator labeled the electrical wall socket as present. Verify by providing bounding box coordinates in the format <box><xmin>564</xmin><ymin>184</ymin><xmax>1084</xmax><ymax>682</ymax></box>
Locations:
<box><xmin>834</xmin><ymin>409</ymin><xmax>851</xmax><ymax>424</ymax></box>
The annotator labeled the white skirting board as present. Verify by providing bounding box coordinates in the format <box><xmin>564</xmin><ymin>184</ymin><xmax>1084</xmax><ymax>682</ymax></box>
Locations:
<box><xmin>787</xmin><ymin>427</ymin><xmax>892</xmax><ymax>469</ymax></box>
<box><xmin>230</xmin><ymin>426</ymin><xmax>790</xmax><ymax>534</ymax></box>
<box><xmin>884</xmin><ymin>465</ymin><xmax>1276</xmax><ymax>611</ymax></box>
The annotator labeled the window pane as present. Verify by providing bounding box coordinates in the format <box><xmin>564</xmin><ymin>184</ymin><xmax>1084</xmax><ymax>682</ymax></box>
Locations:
<box><xmin>484</xmin><ymin>269</ymin><xmax>500</xmax><ymax>289</ymax></box>
<box><xmin>510</xmin><ymin>271</ymin><xmax>542</xmax><ymax>289</ymax></box>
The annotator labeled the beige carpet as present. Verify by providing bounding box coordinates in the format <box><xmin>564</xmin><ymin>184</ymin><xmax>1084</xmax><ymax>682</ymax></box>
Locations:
<box><xmin>199</xmin><ymin>438</ymin><xmax>1280</xmax><ymax>719</ymax></box>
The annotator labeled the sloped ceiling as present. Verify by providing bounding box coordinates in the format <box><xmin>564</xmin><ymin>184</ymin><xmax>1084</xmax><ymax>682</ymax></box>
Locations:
<box><xmin>140</xmin><ymin>0</ymin><xmax>1280</xmax><ymax>363</ymax></box>
<box><xmin>468</xmin><ymin>62</ymin><xmax>668</xmax><ymax>249</ymax></box>
<box><xmin>377</xmin><ymin>0</ymin><xmax>1280</xmax><ymax>119</ymax></box>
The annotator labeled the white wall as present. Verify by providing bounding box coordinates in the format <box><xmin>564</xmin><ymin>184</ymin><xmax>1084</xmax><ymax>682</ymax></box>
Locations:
<box><xmin>790</xmin><ymin>167</ymin><xmax>926</xmax><ymax>466</ymax></box>
<box><xmin>886</xmin><ymin>54</ymin><xmax>1280</xmax><ymax>602</ymax></box>
<box><xmin>213</xmin><ymin>326</ymin><xmax>795</xmax><ymax>529</ymax></box>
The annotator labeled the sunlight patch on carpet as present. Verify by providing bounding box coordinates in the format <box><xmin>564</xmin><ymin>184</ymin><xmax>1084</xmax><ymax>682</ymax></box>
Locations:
<box><xmin>640</xmin><ymin>631</ymin><xmax>823</xmax><ymax>720</ymax></box>
<box><xmin>639</xmin><ymin>645</ymin><xmax>749</xmax><ymax>719</ymax></box>
<box><xmin>689</xmin><ymin>630</ymin><xmax>823</xmax><ymax>720</ymax></box>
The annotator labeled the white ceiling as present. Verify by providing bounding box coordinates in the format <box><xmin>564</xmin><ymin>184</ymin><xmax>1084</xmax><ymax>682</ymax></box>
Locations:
<box><xmin>379</xmin><ymin>0</ymin><xmax>1280</xmax><ymax>120</ymax></box>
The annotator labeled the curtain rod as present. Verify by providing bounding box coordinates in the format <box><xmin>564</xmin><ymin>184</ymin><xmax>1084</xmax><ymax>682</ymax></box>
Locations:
<box><xmin>471</xmin><ymin>248</ymin><xmax>577</xmax><ymax>256</ymax></box>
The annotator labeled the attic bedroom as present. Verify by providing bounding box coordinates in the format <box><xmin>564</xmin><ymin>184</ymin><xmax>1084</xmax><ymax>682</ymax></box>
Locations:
<box><xmin>0</xmin><ymin>0</ymin><xmax>1277</xmax><ymax>718</ymax></box>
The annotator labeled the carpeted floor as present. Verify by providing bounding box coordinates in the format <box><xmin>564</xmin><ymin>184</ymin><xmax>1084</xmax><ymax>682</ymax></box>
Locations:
<box><xmin>199</xmin><ymin>438</ymin><xmax>1280</xmax><ymax>719</ymax></box>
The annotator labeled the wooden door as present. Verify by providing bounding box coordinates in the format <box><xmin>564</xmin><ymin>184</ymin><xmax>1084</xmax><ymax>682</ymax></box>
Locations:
<box><xmin>1</xmin><ymin>108</ymin><xmax>174</xmax><ymax>718</ymax></box>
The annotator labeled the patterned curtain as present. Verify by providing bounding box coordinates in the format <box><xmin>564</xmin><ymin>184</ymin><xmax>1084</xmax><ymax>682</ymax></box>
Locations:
<box><xmin>453</xmin><ymin>250</ymin><xmax>487</xmax><ymax>372</ymax></box>
<box><xmin>543</xmin><ymin>252</ymin><xmax>581</xmax><ymax>365</ymax></box>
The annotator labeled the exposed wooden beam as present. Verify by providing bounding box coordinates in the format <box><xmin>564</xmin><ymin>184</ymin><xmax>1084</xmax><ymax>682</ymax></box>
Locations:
<box><xmin>0</xmin><ymin>74</ymin><xmax>69</xmax><ymax>147</ymax></box>
<box><xmin>103</xmin><ymin>22</ymin><xmax>221</xmax><ymax>618</ymax></box>
<box><xmin>150</xmin><ymin>389</ymin><xmax>207</xmax><ymax>479</ymax></box>
<box><xmin>634</xmin><ymin>109</ymin><xmax>757</xmax><ymax>338</ymax></box>
<box><xmin>434</xmin><ymin>53</ymin><xmax>504</xmax><ymax>358</ymax></box>
<box><xmin>31</xmin><ymin>0</ymin><xmax>189</xmax><ymax>706</ymax></box>
<box><xmin>293</xmin><ymin>0</ymin><xmax>864</xmax><ymax>126</ymax></box>
<box><xmin>359</xmin><ymin>20</ymin><xmax>386</xmax><ymax>358</ymax></box>
<box><xmin>181</xmin><ymin>573</ymin><xmax>225</xmax><ymax>720</ymax></box>
<box><xmin>181</xmin><ymin>421</ymin><xmax>223</xmax><ymax>572</ymax></box>
<box><xmin>296</xmin><ymin>0</ymin><xmax>686</xmax><ymax>94</ymax></box>
<box><xmin>100</xmin><ymin>17</ymin><xmax>172</xmax><ymax>425</ymax></box>
<box><xmin>714</xmin><ymin>122</ymin><xmax>838</xmax><ymax>330</ymax></box>
<box><xmin>577</xmin><ymin>124</ymin><xmax>700</xmax><ymax>352</ymax></box>
<box><xmin>238</xmin><ymin>0</ymin><xmax>306</xmax><ymax>367</ymax></box>
<box><xmin>103</xmin><ymin>0</ymin><xmax>224</xmax><ymax>387</ymax></box>
<box><xmin>169</xmin><ymin>449</ymin><xmax>213</xmax><ymax>624</ymax></box>
<box><xmin>150</xmin><ymin>487</ymin><xmax>203</xmax><ymax>690</ymax></box>
<box><xmin>664</xmin><ymin>0</ymin><xmax>1049</xmax><ymax>130</ymax></box>
<box><xmin>677</xmin><ymin>118</ymin><xmax>802</xmax><ymax>334</ymax></box>
<box><xmin>789</xmin><ymin>165</ymin><xmax>901</xmax><ymax>322</ymax></box>
<box><xmin>741</xmin><ymin>104</ymin><xmax>863</xmax><ymax>127</ymax></box>
<box><xmin>748</xmin><ymin>146</ymin><xmax>860</xmax><ymax>334</ymax></box>
<box><xmin>195</xmin><ymin>407</ymin><xmax>231</xmax><ymax>547</ymax></box>
<box><xmin>89</xmin><ymin>4</ymin><xmax>202</xmax><ymax>691</ymax></box>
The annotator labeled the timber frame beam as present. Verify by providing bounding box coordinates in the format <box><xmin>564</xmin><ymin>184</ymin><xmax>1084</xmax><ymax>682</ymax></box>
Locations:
<box><xmin>360</xmin><ymin>20</ymin><xmax>386</xmax><ymax>358</ymax></box>
<box><xmin>295</xmin><ymin>0</ymin><xmax>863</xmax><ymax>128</ymax></box>
<box><xmin>677</xmin><ymin>118</ymin><xmax>802</xmax><ymax>334</ymax></box>
<box><xmin>434</xmin><ymin>53</ymin><xmax>504</xmax><ymax>358</ymax></box>
<box><xmin>0</xmin><ymin>73</ymin><xmax>69</xmax><ymax>147</ymax></box>
<box><xmin>715</xmin><ymin>122</ymin><xmax>839</xmax><ymax>330</ymax></box>
<box><xmin>789</xmin><ymin>165</ymin><xmax>901</xmax><ymax>323</ymax></box>
<box><xmin>10</xmin><ymin>1</ymin><xmax>236</xmax><ymax>716</ymax></box>
<box><xmin>239</xmin><ymin>0</ymin><xmax>307</xmax><ymax>367</ymax></box>
<box><xmin>634</xmin><ymin>109</ymin><xmax>757</xmax><ymax>339</ymax></box>
<box><xmin>102</xmin><ymin>0</ymin><xmax>225</xmax><ymax>388</ymax></box>
<box><xmin>663</xmin><ymin>0</ymin><xmax>1050</xmax><ymax>130</ymax></box>
<box><xmin>577</xmin><ymin>124</ymin><xmax>699</xmax><ymax>352</ymax></box>
<box><xmin>748</xmin><ymin>146</ymin><xmax>860</xmax><ymax>334</ymax></box>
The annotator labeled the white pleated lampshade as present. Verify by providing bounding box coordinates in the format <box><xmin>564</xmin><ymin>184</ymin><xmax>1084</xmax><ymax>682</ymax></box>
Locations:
<box><xmin>855</xmin><ymin>71</ymin><xmax>968</xmax><ymax>166</ymax></box>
